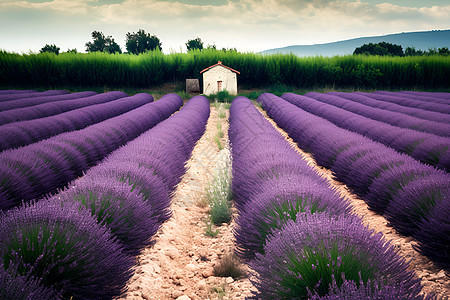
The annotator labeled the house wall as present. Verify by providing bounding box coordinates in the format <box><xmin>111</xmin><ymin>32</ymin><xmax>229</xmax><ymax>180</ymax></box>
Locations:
<box><xmin>202</xmin><ymin>66</ymin><xmax>238</xmax><ymax>95</ymax></box>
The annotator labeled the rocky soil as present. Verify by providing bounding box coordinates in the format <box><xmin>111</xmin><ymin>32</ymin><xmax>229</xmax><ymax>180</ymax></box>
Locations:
<box><xmin>119</xmin><ymin>103</ymin><xmax>449</xmax><ymax>300</ymax></box>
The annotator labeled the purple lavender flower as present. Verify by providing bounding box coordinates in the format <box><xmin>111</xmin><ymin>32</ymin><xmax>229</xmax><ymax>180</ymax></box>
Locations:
<box><xmin>308</xmin><ymin>273</ymin><xmax>432</xmax><ymax>300</ymax></box>
<box><xmin>234</xmin><ymin>175</ymin><xmax>351</xmax><ymax>260</ymax></box>
<box><xmin>250</xmin><ymin>212</ymin><xmax>421</xmax><ymax>299</ymax></box>
<box><xmin>0</xmin><ymin>262</ymin><xmax>60</xmax><ymax>299</ymax></box>
<box><xmin>0</xmin><ymin>199</ymin><xmax>134</xmax><ymax>298</ymax></box>
<box><xmin>50</xmin><ymin>179</ymin><xmax>161</xmax><ymax>256</ymax></box>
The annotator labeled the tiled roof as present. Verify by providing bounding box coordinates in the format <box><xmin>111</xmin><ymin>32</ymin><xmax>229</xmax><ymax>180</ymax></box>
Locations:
<box><xmin>200</xmin><ymin>61</ymin><xmax>240</xmax><ymax>74</ymax></box>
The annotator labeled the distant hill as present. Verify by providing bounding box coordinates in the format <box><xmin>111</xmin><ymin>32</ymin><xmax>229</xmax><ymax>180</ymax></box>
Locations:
<box><xmin>262</xmin><ymin>30</ymin><xmax>450</xmax><ymax>57</ymax></box>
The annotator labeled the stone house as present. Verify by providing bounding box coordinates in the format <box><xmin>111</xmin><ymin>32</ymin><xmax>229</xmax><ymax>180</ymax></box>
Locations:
<box><xmin>200</xmin><ymin>61</ymin><xmax>240</xmax><ymax>95</ymax></box>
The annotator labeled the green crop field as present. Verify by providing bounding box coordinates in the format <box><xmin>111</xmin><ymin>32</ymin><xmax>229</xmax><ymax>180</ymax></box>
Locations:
<box><xmin>1</xmin><ymin>49</ymin><xmax>449</xmax><ymax>91</ymax></box>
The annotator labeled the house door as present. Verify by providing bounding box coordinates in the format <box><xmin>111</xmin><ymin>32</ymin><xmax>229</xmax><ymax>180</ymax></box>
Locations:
<box><xmin>217</xmin><ymin>81</ymin><xmax>222</xmax><ymax>92</ymax></box>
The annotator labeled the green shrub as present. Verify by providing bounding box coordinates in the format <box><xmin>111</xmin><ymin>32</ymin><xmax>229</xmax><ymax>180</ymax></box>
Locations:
<box><xmin>207</xmin><ymin>149</ymin><xmax>232</xmax><ymax>225</ymax></box>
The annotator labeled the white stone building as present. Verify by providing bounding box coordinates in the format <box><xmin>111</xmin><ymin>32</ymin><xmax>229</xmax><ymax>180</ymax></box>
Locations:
<box><xmin>200</xmin><ymin>61</ymin><xmax>240</xmax><ymax>95</ymax></box>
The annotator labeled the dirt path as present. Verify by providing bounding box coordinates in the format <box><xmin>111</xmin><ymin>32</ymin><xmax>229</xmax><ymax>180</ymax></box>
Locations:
<box><xmin>119</xmin><ymin>103</ymin><xmax>448</xmax><ymax>300</ymax></box>
<box><xmin>120</xmin><ymin>105</ymin><xmax>254</xmax><ymax>300</ymax></box>
<box><xmin>256</xmin><ymin>106</ymin><xmax>450</xmax><ymax>299</ymax></box>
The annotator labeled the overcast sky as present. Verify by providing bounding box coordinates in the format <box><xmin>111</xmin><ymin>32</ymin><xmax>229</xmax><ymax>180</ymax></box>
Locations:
<box><xmin>0</xmin><ymin>0</ymin><xmax>449</xmax><ymax>53</ymax></box>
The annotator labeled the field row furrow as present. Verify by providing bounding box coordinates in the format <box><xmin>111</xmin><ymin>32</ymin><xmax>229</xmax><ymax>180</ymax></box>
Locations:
<box><xmin>305</xmin><ymin>92</ymin><xmax>450</xmax><ymax>136</ymax></box>
<box><xmin>329</xmin><ymin>92</ymin><xmax>450</xmax><ymax>124</ymax></box>
<box><xmin>355</xmin><ymin>91</ymin><xmax>450</xmax><ymax>114</ymax></box>
<box><xmin>375</xmin><ymin>90</ymin><xmax>450</xmax><ymax>104</ymax></box>
<box><xmin>0</xmin><ymin>95</ymin><xmax>210</xmax><ymax>298</ymax></box>
<box><xmin>259</xmin><ymin>93</ymin><xmax>449</xmax><ymax>272</ymax></box>
<box><xmin>0</xmin><ymin>90</ymin><xmax>69</xmax><ymax>103</ymax></box>
<box><xmin>0</xmin><ymin>92</ymin><xmax>150</xmax><ymax>151</ymax></box>
<box><xmin>282</xmin><ymin>93</ymin><xmax>449</xmax><ymax>171</ymax></box>
<box><xmin>229</xmin><ymin>97</ymin><xmax>423</xmax><ymax>299</ymax></box>
<box><xmin>0</xmin><ymin>94</ymin><xmax>182</xmax><ymax>210</ymax></box>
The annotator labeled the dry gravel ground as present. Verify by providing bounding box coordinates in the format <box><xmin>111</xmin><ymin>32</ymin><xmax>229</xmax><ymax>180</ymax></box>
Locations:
<box><xmin>119</xmin><ymin>103</ymin><xmax>449</xmax><ymax>300</ymax></box>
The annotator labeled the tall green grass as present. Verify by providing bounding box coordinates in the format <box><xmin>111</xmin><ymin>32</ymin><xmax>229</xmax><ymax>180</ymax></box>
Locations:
<box><xmin>1</xmin><ymin>49</ymin><xmax>449</xmax><ymax>89</ymax></box>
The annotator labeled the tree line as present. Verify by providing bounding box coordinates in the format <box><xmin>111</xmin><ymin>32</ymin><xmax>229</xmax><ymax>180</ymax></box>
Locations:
<box><xmin>40</xmin><ymin>31</ymin><xmax>234</xmax><ymax>55</ymax></box>
<box><xmin>353</xmin><ymin>42</ymin><xmax>450</xmax><ymax>56</ymax></box>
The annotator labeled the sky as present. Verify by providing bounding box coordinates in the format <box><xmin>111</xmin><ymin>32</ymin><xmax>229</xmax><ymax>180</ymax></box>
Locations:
<box><xmin>0</xmin><ymin>0</ymin><xmax>449</xmax><ymax>54</ymax></box>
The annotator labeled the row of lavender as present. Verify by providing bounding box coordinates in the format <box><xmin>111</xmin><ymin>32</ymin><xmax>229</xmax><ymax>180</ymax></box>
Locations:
<box><xmin>0</xmin><ymin>95</ymin><xmax>210</xmax><ymax>298</ymax></box>
<box><xmin>0</xmin><ymin>92</ymin><xmax>156</xmax><ymax>151</ymax></box>
<box><xmin>229</xmin><ymin>97</ymin><xmax>423</xmax><ymax>299</ymax></box>
<box><xmin>281</xmin><ymin>93</ymin><xmax>450</xmax><ymax>171</ymax></box>
<box><xmin>0</xmin><ymin>91</ymin><xmax>116</xmax><ymax>125</ymax></box>
<box><xmin>305</xmin><ymin>92</ymin><xmax>450</xmax><ymax>137</ymax></box>
<box><xmin>0</xmin><ymin>93</ymin><xmax>183</xmax><ymax>210</ymax></box>
<box><xmin>361</xmin><ymin>91</ymin><xmax>450</xmax><ymax>112</ymax></box>
<box><xmin>259</xmin><ymin>93</ymin><xmax>450</xmax><ymax>272</ymax></box>
<box><xmin>0</xmin><ymin>90</ymin><xmax>69</xmax><ymax>103</ymax></box>
<box><xmin>0</xmin><ymin>91</ymin><xmax>99</xmax><ymax>114</ymax></box>
<box><xmin>328</xmin><ymin>92</ymin><xmax>450</xmax><ymax>124</ymax></box>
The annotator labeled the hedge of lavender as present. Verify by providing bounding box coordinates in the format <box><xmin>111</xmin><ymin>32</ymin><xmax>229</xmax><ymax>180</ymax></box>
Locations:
<box><xmin>281</xmin><ymin>93</ymin><xmax>450</xmax><ymax>171</ymax></box>
<box><xmin>229</xmin><ymin>97</ymin><xmax>351</xmax><ymax>260</ymax></box>
<box><xmin>328</xmin><ymin>92</ymin><xmax>450</xmax><ymax>124</ymax></box>
<box><xmin>305</xmin><ymin>92</ymin><xmax>449</xmax><ymax>137</ymax></box>
<box><xmin>0</xmin><ymin>90</ymin><xmax>69</xmax><ymax>103</ymax></box>
<box><xmin>0</xmin><ymin>92</ymin><xmax>151</xmax><ymax>151</ymax></box>
<box><xmin>229</xmin><ymin>97</ymin><xmax>422</xmax><ymax>298</ymax></box>
<box><xmin>399</xmin><ymin>91</ymin><xmax>450</xmax><ymax>99</ymax></box>
<box><xmin>0</xmin><ymin>91</ymin><xmax>98</xmax><ymax>113</ymax></box>
<box><xmin>0</xmin><ymin>93</ymin><xmax>183</xmax><ymax>210</ymax></box>
<box><xmin>375</xmin><ymin>90</ymin><xmax>450</xmax><ymax>105</ymax></box>
<box><xmin>47</xmin><ymin>95</ymin><xmax>210</xmax><ymax>255</ymax></box>
<box><xmin>0</xmin><ymin>89</ymin><xmax>36</xmax><ymax>95</ymax></box>
<box><xmin>0</xmin><ymin>95</ymin><xmax>209</xmax><ymax>298</ymax></box>
<box><xmin>0</xmin><ymin>199</ymin><xmax>134</xmax><ymax>299</ymax></box>
<box><xmin>250</xmin><ymin>212</ymin><xmax>422</xmax><ymax>299</ymax></box>
<box><xmin>0</xmin><ymin>91</ymin><xmax>117</xmax><ymax>126</ymax></box>
<box><xmin>0</xmin><ymin>263</ymin><xmax>59</xmax><ymax>299</ymax></box>
<box><xmin>259</xmin><ymin>93</ymin><xmax>450</xmax><ymax>271</ymax></box>
<box><xmin>355</xmin><ymin>92</ymin><xmax>450</xmax><ymax>114</ymax></box>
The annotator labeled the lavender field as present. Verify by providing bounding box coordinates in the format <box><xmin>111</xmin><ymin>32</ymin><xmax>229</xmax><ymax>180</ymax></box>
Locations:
<box><xmin>0</xmin><ymin>89</ymin><xmax>448</xmax><ymax>299</ymax></box>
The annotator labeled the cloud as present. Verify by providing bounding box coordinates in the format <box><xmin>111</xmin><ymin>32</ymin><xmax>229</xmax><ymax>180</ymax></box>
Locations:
<box><xmin>0</xmin><ymin>0</ymin><xmax>449</xmax><ymax>53</ymax></box>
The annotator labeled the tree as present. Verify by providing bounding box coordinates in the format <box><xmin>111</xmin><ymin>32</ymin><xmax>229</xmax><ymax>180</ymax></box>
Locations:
<box><xmin>125</xmin><ymin>29</ymin><xmax>161</xmax><ymax>54</ymax></box>
<box><xmin>438</xmin><ymin>47</ymin><xmax>450</xmax><ymax>56</ymax></box>
<box><xmin>85</xmin><ymin>31</ymin><xmax>122</xmax><ymax>54</ymax></box>
<box><xmin>186</xmin><ymin>37</ymin><xmax>203</xmax><ymax>51</ymax></box>
<box><xmin>405</xmin><ymin>46</ymin><xmax>424</xmax><ymax>56</ymax></box>
<box><xmin>40</xmin><ymin>44</ymin><xmax>60</xmax><ymax>55</ymax></box>
<box><xmin>65</xmin><ymin>48</ymin><xmax>78</xmax><ymax>54</ymax></box>
<box><xmin>353</xmin><ymin>42</ymin><xmax>403</xmax><ymax>56</ymax></box>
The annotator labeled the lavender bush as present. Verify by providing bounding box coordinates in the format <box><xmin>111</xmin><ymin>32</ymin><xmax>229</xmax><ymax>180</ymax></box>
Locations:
<box><xmin>330</xmin><ymin>92</ymin><xmax>450</xmax><ymax>124</ymax></box>
<box><xmin>0</xmin><ymin>91</ymin><xmax>117</xmax><ymax>125</ymax></box>
<box><xmin>0</xmin><ymin>90</ymin><xmax>69</xmax><ymax>102</ymax></box>
<box><xmin>281</xmin><ymin>92</ymin><xmax>450</xmax><ymax>171</ymax></box>
<box><xmin>309</xmin><ymin>274</ymin><xmax>432</xmax><ymax>300</ymax></box>
<box><xmin>0</xmin><ymin>89</ymin><xmax>36</xmax><ymax>96</ymax></box>
<box><xmin>355</xmin><ymin>92</ymin><xmax>450</xmax><ymax>114</ymax></box>
<box><xmin>0</xmin><ymin>93</ymin><xmax>183</xmax><ymax>210</ymax></box>
<box><xmin>385</xmin><ymin>176</ymin><xmax>450</xmax><ymax>236</ymax></box>
<box><xmin>88</xmin><ymin>162</ymin><xmax>171</xmax><ymax>223</ymax></box>
<box><xmin>0</xmin><ymin>199</ymin><xmax>134</xmax><ymax>298</ymax></box>
<box><xmin>51</xmin><ymin>179</ymin><xmax>160</xmax><ymax>255</ymax></box>
<box><xmin>250</xmin><ymin>212</ymin><xmax>421</xmax><ymax>299</ymax></box>
<box><xmin>306</xmin><ymin>92</ymin><xmax>450</xmax><ymax>137</ymax></box>
<box><xmin>259</xmin><ymin>92</ymin><xmax>450</xmax><ymax>270</ymax></box>
<box><xmin>0</xmin><ymin>263</ymin><xmax>59</xmax><ymax>299</ymax></box>
<box><xmin>414</xmin><ymin>198</ymin><xmax>450</xmax><ymax>271</ymax></box>
<box><xmin>0</xmin><ymin>90</ymin><xmax>99</xmax><ymax>114</ymax></box>
<box><xmin>234</xmin><ymin>175</ymin><xmax>351</xmax><ymax>260</ymax></box>
<box><xmin>376</xmin><ymin>90</ymin><xmax>450</xmax><ymax>105</ymax></box>
<box><xmin>0</xmin><ymin>93</ymin><xmax>152</xmax><ymax>151</ymax></box>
